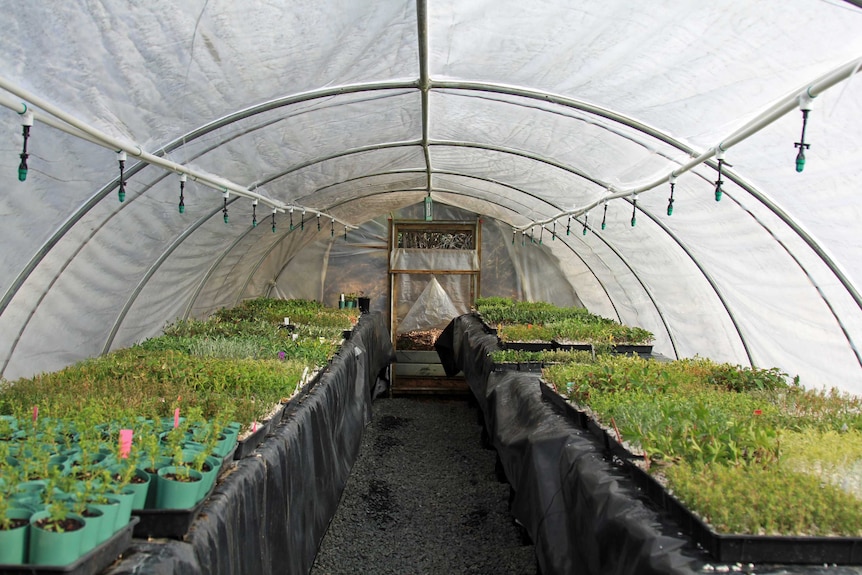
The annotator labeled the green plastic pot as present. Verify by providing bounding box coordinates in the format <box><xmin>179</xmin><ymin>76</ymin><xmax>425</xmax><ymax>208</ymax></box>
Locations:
<box><xmin>221</xmin><ymin>426</ymin><xmax>239</xmax><ymax>450</ymax></box>
<box><xmin>196</xmin><ymin>455</ymin><xmax>222</xmax><ymax>499</ymax></box>
<box><xmin>106</xmin><ymin>486</ymin><xmax>135</xmax><ymax>531</ymax></box>
<box><xmin>28</xmin><ymin>510</ymin><xmax>86</xmax><ymax>566</ymax></box>
<box><xmin>155</xmin><ymin>466</ymin><xmax>202</xmax><ymax>509</ymax></box>
<box><xmin>125</xmin><ymin>468</ymin><xmax>152</xmax><ymax>510</ymax></box>
<box><xmin>0</xmin><ymin>508</ymin><xmax>32</xmax><ymax>564</ymax></box>
<box><xmin>11</xmin><ymin>480</ymin><xmax>47</xmax><ymax>512</ymax></box>
<box><xmin>77</xmin><ymin>505</ymin><xmax>104</xmax><ymax>558</ymax></box>
<box><xmin>212</xmin><ymin>433</ymin><xmax>233</xmax><ymax>457</ymax></box>
<box><xmin>140</xmin><ymin>456</ymin><xmax>172</xmax><ymax>509</ymax></box>
<box><xmin>86</xmin><ymin>496</ymin><xmax>120</xmax><ymax>544</ymax></box>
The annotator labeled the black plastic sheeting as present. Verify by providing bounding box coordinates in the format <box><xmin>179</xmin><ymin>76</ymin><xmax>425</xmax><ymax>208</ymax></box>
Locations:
<box><xmin>435</xmin><ymin>313</ymin><xmax>862</xmax><ymax>575</ymax></box>
<box><xmin>105</xmin><ymin>312</ymin><xmax>394</xmax><ymax>575</ymax></box>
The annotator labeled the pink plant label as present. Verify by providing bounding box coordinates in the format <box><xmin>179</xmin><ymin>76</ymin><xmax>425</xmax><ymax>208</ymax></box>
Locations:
<box><xmin>32</xmin><ymin>405</ymin><xmax>38</xmax><ymax>423</ymax></box>
<box><xmin>119</xmin><ymin>429</ymin><xmax>133</xmax><ymax>459</ymax></box>
<box><xmin>252</xmin><ymin>421</ymin><xmax>257</xmax><ymax>433</ymax></box>
<box><xmin>174</xmin><ymin>408</ymin><xmax>180</xmax><ymax>429</ymax></box>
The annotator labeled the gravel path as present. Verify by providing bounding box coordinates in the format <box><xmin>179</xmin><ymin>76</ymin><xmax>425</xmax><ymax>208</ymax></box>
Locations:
<box><xmin>311</xmin><ymin>398</ymin><xmax>537</xmax><ymax>575</ymax></box>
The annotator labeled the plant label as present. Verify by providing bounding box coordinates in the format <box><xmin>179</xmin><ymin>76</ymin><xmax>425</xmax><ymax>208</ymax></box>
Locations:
<box><xmin>119</xmin><ymin>429</ymin><xmax>133</xmax><ymax>459</ymax></box>
<box><xmin>32</xmin><ymin>405</ymin><xmax>38</xmax><ymax>423</ymax></box>
<box><xmin>174</xmin><ymin>408</ymin><xmax>180</xmax><ymax>429</ymax></box>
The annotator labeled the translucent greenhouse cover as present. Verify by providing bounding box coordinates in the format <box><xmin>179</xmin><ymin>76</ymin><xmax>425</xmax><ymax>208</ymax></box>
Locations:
<box><xmin>1</xmin><ymin>1</ymin><xmax>862</xmax><ymax>395</ymax></box>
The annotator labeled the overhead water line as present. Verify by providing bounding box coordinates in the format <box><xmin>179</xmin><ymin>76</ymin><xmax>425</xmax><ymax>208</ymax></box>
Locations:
<box><xmin>0</xmin><ymin>75</ymin><xmax>357</xmax><ymax>229</ymax></box>
<box><xmin>516</xmin><ymin>56</ymin><xmax>862</xmax><ymax>231</ymax></box>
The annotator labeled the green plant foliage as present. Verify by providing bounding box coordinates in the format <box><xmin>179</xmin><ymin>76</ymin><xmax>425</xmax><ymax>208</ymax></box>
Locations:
<box><xmin>497</xmin><ymin>324</ymin><xmax>554</xmax><ymax>343</ymax></box>
<box><xmin>490</xmin><ymin>349</ymin><xmax>594</xmax><ymax>364</ymax></box>
<box><xmin>212</xmin><ymin>297</ymin><xmax>357</xmax><ymax>328</ymax></box>
<box><xmin>475</xmin><ymin>297</ymin><xmax>653</xmax><ymax>344</ymax></box>
<box><xmin>0</xmin><ymin>349</ymin><xmax>304</xmax><ymax>425</ymax></box>
<box><xmin>543</xmin><ymin>352</ymin><xmax>862</xmax><ymax>535</ymax></box>
<box><xmin>665</xmin><ymin>461</ymin><xmax>862</xmax><ymax>536</ymax></box>
<box><xmin>476</xmin><ymin>297</ymin><xmax>595</xmax><ymax>326</ymax></box>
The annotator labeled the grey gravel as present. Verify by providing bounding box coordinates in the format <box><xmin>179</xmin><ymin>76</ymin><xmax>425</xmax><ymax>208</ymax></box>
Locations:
<box><xmin>311</xmin><ymin>398</ymin><xmax>537</xmax><ymax>575</ymax></box>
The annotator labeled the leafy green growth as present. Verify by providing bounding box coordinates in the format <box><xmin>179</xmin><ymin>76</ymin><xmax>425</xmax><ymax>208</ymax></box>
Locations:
<box><xmin>543</xmin><ymin>352</ymin><xmax>862</xmax><ymax>535</ymax></box>
<box><xmin>665</xmin><ymin>461</ymin><xmax>862</xmax><ymax>536</ymax></box>
<box><xmin>497</xmin><ymin>324</ymin><xmax>554</xmax><ymax>343</ymax></box>
<box><xmin>1</xmin><ymin>347</ymin><xmax>304</xmax><ymax>426</ymax></box>
<box><xmin>476</xmin><ymin>297</ymin><xmax>653</xmax><ymax>345</ymax></box>
<box><xmin>490</xmin><ymin>349</ymin><xmax>594</xmax><ymax>364</ymax></box>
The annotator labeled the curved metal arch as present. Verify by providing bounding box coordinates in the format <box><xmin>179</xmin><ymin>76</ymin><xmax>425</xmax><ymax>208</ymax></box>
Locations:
<box><xmin>295</xmin><ymin>169</ymin><xmax>551</xmax><ymax>221</ymax></box>
<box><xmin>6</xmin><ymin>73</ymin><xmax>858</xmax><ymax>375</ymax></box>
<box><xmin>679</xmin><ymin>167</ymin><xmax>862</xmax><ymax>370</ymax></box>
<box><xmin>563</xmin><ymin>215</ymin><xmax>681</xmax><ymax>360</ymax></box>
<box><xmin>183</xmin><ymin>221</ymin><xmax>261</xmax><ymax>321</ymax></box>
<box><xmin>619</xmin><ymin>197</ymin><xmax>751</xmax><ymax>365</ymax></box>
<box><xmin>320</xmin><ymin>188</ymin><xmax>635</xmax><ymax>326</ymax></box>
<box><xmin>9</xmin><ymin>74</ymin><xmax>857</xmax><ymax>346</ymax></box>
<box><xmin>101</xmin><ymin>197</ymin><xmax>241</xmax><ymax>355</ymax></box>
<box><xmin>431</xmin><ymin>81</ymin><xmax>862</xmax><ymax>318</ymax></box>
<box><xmin>255</xmin><ymin>139</ymin><xmax>607</xmax><ymax>200</ymax></box>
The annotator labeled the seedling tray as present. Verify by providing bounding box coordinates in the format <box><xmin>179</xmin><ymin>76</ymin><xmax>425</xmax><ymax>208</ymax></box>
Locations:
<box><xmin>625</xmin><ymin>462</ymin><xmax>862</xmax><ymax>565</ymax></box>
<box><xmin>492</xmin><ymin>361</ymin><xmax>544</xmax><ymax>373</ymax></box>
<box><xmin>539</xmin><ymin>380</ymin><xmax>641</xmax><ymax>461</ymax></box>
<box><xmin>132</xmin><ymin>494</ymin><xmax>207</xmax><ymax>540</ymax></box>
<box><xmin>611</xmin><ymin>344</ymin><xmax>653</xmax><ymax>356</ymax></box>
<box><xmin>500</xmin><ymin>341</ymin><xmax>556</xmax><ymax>352</ymax></box>
<box><xmin>539</xmin><ymin>381</ymin><xmax>862</xmax><ymax>565</ymax></box>
<box><xmin>0</xmin><ymin>516</ymin><xmax>139</xmax><ymax>575</ymax></box>
<box><xmin>233</xmin><ymin>404</ymin><xmax>285</xmax><ymax>460</ymax></box>
<box><xmin>132</xmin><ymin>445</ymin><xmax>236</xmax><ymax>539</ymax></box>
<box><xmin>551</xmin><ymin>340</ymin><xmax>593</xmax><ymax>352</ymax></box>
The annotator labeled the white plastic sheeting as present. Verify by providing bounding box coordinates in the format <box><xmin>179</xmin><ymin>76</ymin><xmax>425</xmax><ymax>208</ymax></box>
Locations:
<box><xmin>1</xmin><ymin>1</ymin><xmax>862</xmax><ymax>394</ymax></box>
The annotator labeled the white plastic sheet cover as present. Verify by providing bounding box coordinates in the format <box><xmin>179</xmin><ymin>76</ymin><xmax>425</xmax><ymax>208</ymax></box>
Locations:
<box><xmin>1</xmin><ymin>0</ymin><xmax>862</xmax><ymax>397</ymax></box>
<box><xmin>396</xmin><ymin>277</ymin><xmax>462</xmax><ymax>334</ymax></box>
<box><xmin>390</xmin><ymin>248</ymin><xmax>479</xmax><ymax>272</ymax></box>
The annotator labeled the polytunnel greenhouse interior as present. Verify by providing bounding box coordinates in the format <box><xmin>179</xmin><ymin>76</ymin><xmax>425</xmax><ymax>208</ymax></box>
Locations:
<box><xmin>1</xmin><ymin>1</ymin><xmax>862</xmax><ymax>574</ymax></box>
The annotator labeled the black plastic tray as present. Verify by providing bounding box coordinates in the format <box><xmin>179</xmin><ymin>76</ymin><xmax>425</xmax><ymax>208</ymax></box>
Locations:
<box><xmin>551</xmin><ymin>340</ymin><xmax>593</xmax><ymax>351</ymax></box>
<box><xmin>233</xmin><ymin>404</ymin><xmax>285</xmax><ymax>460</ymax></box>
<box><xmin>611</xmin><ymin>344</ymin><xmax>653</xmax><ymax>356</ymax></box>
<box><xmin>499</xmin><ymin>341</ymin><xmax>556</xmax><ymax>352</ymax></box>
<box><xmin>626</xmin><ymin>462</ymin><xmax>862</xmax><ymax>565</ymax></box>
<box><xmin>131</xmin><ymin>444</ymin><xmax>236</xmax><ymax>540</ymax></box>
<box><xmin>539</xmin><ymin>380</ymin><xmax>589</xmax><ymax>428</ymax></box>
<box><xmin>492</xmin><ymin>361</ymin><xmax>544</xmax><ymax>373</ymax></box>
<box><xmin>0</xmin><ymin>516</ymin><xmax>139</xmax><ymax>575</ymax></box>
<box><xmin>539</xmin><ymin>381</ymin><xmax>862</xmax><ymax>565</ymax></box>
<box><xmin>539</xmin><ymin>380</ymin><xmax>641</xmax><ymax>461</ymax></box>
<box><xmin>132</xmin><ymin>492</ymin><xmax>206</xmax><ymax>540</ymax></box>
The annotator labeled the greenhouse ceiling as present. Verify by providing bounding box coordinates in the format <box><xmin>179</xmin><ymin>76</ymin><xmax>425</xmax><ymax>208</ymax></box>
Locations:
<box><xmin>1</xmin><ymin>1</ymin><xmax>862</xmax><ymax>394</ymax></box>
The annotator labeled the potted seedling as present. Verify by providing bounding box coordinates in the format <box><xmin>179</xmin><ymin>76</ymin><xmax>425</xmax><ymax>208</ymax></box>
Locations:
<box><xmin>0</xmin><ymin>483</ymin><xmax>32</xmax><ymax>564</ymax></box>
<box><xmin>29</xmin><ymin>498</ymin><xmax>86</xmax><ymax>566</ymax></box>
<box><xmin>154</xmin><ymin>443</ymin><xmax>202</xmax><ymax>509</ymax></box>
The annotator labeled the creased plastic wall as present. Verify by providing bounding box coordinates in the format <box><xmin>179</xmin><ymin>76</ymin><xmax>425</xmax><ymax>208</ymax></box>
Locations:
<box><xmin>0</xmin><ymin>0</ymin><xmax>861</xmax><ymax>395</ymax></box>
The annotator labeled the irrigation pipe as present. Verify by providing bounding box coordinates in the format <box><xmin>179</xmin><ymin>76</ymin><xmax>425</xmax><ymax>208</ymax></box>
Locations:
<box><xmin>0</xmin><ymin>76</ymin><xmax>356</xmax><ymax>227</ymax></box>
<box><xmin>518</xmin><ymin>56</ymin><xmax>862</xmax><ymax>231</ymax></box>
